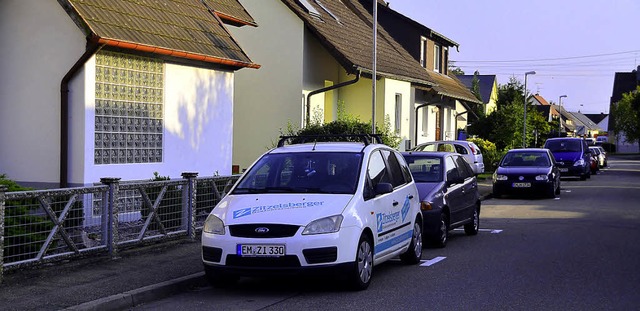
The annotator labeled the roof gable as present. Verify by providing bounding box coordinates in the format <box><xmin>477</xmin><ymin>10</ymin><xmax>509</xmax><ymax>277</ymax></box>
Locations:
<box><xmin>456</xmin><ymin>74</ymin><xmax>496</xmax><ymax>103</ymax></box>
<box><xmin>280</xmin><ymin>0</ymin><xmax>480</xmax><ymax>104</ymax></box>
<box><xmin>280</xmin><ymin>0</ymin><xmax>435</xmax><ymax>86</ymax></box>
<box><xmin>532</xmin><ymin>94</ymin><xmax>550</xmax><ymax>106</ymax></box>
<box><xmin>611</xmin><ymin>67</ymin><xmax>640</xmax><ymax>103</ymax></box>
<box><xmin>59</xmin><ymin>0</ymin><xmax>258</xmax><ymax>69</ymax></box>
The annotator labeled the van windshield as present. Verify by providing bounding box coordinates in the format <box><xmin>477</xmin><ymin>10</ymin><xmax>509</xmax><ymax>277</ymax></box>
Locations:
<box><xmin>233</xmin><ymin>152</ymin><xmax>362</xmax><ymax>195</ymax></box>
<box><xmin>546</xmin><ymin>140</ymin><xmax>581</xmax><ymax>152</ymax></box>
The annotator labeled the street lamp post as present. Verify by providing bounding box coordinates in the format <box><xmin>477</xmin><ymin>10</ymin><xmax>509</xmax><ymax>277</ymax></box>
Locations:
<box><xmin>558</xmin><ymin>95</ymin><xmax>567</xmax><ymax>135</ymax></box>
<box><xmin>523</xmin><ymin>71</ymin><xmax>536</xmax><ymax>148</ymax></box>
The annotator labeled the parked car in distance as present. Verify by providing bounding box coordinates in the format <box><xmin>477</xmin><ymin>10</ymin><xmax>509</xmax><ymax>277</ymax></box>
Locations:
<box><xmin>543</xmin><ymin>137</ymin><xmax>591</xmax><ymax>180</ymax></box>
<box><xmin>492</xmin><ymin>148</ymin><xmax>561</xmax><ymax>198</ymax></box>
<box><xmin>595</xmin><ymin>146</ymin><xmax>608</xmax><ymax>167</ymax></box>
<box><xmin>411</xmin><ymin>140</ymin><xmax>485</xmax><ymax>175</ymax></box>
<box><xmin>589</xmin><ymin>151</ymin><xmax>599</xmax><ymax>175</ymax></box>
<box><xmin>402</xmin><ymin>151</ymin><xmax>480</xmax><ymax>248</ymax></box>
<box><xmin>202</xmin><ymin>134</ymin><xmax>423</xmax><ymax>291</ymax></box>
<box><xmin>596</xmin><ymin>136</ymin><xmax>608</xmax><ymax>144</ymax></box>
<box><xmin>589</xmin><ymin>146</ymin><xmax>605</xmax><ymax>168</ymax></box>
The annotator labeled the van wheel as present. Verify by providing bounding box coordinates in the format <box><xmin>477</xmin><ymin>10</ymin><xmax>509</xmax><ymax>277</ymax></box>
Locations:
<box><xmin>349</xmin><ymin>234</ymin><xmax>373</xmax><ymax>290</ymax></box>
<box><xmin>400</xmin><ymin>220</ymin><xmax>423</xmax><ymax>264</ymax></box>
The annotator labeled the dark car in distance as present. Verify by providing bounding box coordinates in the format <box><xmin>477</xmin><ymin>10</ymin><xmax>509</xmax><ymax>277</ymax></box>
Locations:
<box><xmin>492</xmin><ymin>148</ymin><xmax>561</xmax><ymax>198</ymax></box>
<box><xmin>402</xmin><ymin>151</ymin><xmax>480</xmax><ymax>247</ymax></box>
<box><xmin>543</xmin><ymin>137</ymin><xmax>591</xmax><ymax>180</ymax></box>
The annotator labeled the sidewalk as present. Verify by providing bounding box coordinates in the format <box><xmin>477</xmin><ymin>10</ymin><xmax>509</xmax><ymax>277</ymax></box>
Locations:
<box><xmin>0</xmin><ymin>181</ymin><xmax>493</xmax><ymax>311</ymax></box>
<box><xmin>0</xmin><ymin>240</ymin><xmax>206</xmax><ymax>311</ymax></box>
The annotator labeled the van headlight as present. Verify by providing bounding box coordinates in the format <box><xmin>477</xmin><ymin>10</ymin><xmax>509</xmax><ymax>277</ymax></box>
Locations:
<box><xmin>203</xmin><ymin>214</ymin><xmax>225</xmax><ymax>235</ymax></box>
<box><xmin>302</xmin><ymin>215</ymin><xmax>343</xmax><ymax>235</ymax></box>
<box><xmin>573</xmin><ymin>159</ymin><xmax>585</xmax><ymax>166</ymax></box>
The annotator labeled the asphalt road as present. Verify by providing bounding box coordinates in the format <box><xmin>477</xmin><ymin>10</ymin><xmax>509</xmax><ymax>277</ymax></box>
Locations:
<box><xmin>132</xmin><ymin>156</ymin><xmax>640</xmax><ymax>311</ymax></box>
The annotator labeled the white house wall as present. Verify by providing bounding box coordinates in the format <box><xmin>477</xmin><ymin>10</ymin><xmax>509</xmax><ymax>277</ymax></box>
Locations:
<box><xmin>382</xmin><ymin>79</ymin><xmax>412</xmax><ymax>150</ymax></box>
<box><xmin>229</xmin><ymin>0</ymin><xmax>305</xmax><ymax>171</ymax></box>
<box><xmin>0</xmin><ymin>0</ymin><xmax>86</xmax><ymax>188</ymax></box>
<box><xmin>73</xmin><ymin>61</ymin><xmax>235</xmax><ymax>185</ymax></box>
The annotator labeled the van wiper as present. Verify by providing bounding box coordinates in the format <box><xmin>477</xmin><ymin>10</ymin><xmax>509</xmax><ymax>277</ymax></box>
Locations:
<box><xmin>262</xmin><ymin>186</ymin><xmax>298</xmax><ymax>193</ymax></box>
<box><xmin>232</xmin><ymin>187</ymin><xmax>262</xmax><ymax>194</ymax></box>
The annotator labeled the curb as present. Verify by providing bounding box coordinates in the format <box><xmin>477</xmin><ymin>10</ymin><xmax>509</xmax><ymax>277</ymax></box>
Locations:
<box><xmin>65</xmin><ymin>272</ymin><xmax>206</xmax><ymax>311</ymax></box>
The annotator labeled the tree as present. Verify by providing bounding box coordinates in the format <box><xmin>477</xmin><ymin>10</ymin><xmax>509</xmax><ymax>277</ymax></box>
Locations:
<box><xmin>277</xmin><ymin>101</ymin><xmax>401</xmax><ymax>148</ymax></box>
<box><xmin>449</xmin><ymin>65</ymin><xmax>464</xmax><ymax>76</ymax></box>
<box><xmin>468</xmin><ymin>76</ymin><xmax>549</xmax><ymax>150</ymax></box>
<box><xmin>611</xmin><ymin>86</ymin><xmax>640</xmax><ymax>145</ymax></box>
<box><xmin>471</xmin><ymin>71</ymin><xmax>484</xmax><ymax>117</ymax></box>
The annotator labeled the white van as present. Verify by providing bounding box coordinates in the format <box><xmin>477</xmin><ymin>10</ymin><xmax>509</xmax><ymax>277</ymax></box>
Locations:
<box><xmin>202</xmin><ymin>135</ymin><xmax>423</xmax><ymax>290</ymax></box>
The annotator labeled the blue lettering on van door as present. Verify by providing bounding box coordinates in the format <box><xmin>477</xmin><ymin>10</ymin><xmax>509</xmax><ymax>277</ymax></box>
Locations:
<box><xmin>401</xmin><ymin>196</ymin><xmax>411</xmax><ymax>222</ymax></box>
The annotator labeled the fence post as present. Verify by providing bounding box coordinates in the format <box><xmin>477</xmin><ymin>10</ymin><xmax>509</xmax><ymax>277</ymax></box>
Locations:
<box><xmin>101</xmin><ymin>178</ymin><xmax>121</xmax><ymax>259</ymax></box>
<box><xmin>0</xmin><ymin>185</ymin><xmax>6</xmax><ymax>284</ymax></box>
<box><xmin>181</xmin><ymin>172</ymin><xmax>198</xmax><ymax>241</ymax></box>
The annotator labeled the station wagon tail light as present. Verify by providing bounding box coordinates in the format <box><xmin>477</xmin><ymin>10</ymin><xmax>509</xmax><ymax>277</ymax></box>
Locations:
<box><xmin>302</xmin><ymin>215</ymin><xmax>343</xmax><ymax>235</ymax></box>
<box><xmin>203</xmin><ymin>214</ymin><xmax>225</xmax><ymax>235</ymax></box>
<box><xmin>421</xmin><ymin>201</ymin><xmax>433</xmax><ymax>211</ymax></box>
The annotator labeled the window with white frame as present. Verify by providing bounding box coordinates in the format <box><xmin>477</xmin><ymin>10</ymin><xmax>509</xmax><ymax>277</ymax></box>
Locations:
<box><xmin>395</xmin><ymin>94</ymin><xmax>402</xmax><ymax>134</ymax></box>
<box><xmin>94</xmin><ymin>51</ymin><xmax>164</xmax><ymax>165</ymax></box>
<box><xmin>434</xmin><ymin>44</ymin><xmax>442</xmax><ymax>73</ymax></box>
<box><xmin>420</xmin><ymin>37</ymin><xmax>427</xmax><ymax>68</ymax></box>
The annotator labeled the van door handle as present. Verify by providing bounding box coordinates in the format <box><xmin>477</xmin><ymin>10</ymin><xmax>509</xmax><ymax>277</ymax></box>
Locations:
<box><xmin>393</xmin><ymin>201</ymin><xmax>399</xmax><ymax>206</ymax></box>
<box><xmin>408</xmin><ymin>195</ymin><xmax>414</xmax><ymax>199</ymax></box>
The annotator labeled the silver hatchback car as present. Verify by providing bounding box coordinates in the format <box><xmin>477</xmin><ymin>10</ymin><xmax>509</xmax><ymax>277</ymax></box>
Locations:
<box><xmin>412</xmin><ymin>140</ymin><xmax>485</xmax><ymax>175</ymax></box>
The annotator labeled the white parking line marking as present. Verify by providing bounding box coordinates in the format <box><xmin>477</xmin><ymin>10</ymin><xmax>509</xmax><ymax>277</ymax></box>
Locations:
<box><xmin>421</xmin><ymin>256</ymin><xmax>446</xmax><ymax>266</ymax></box>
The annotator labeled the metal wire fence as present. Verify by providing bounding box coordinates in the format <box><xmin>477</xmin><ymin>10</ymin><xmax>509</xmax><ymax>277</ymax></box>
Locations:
<box><xmin>0</xmin><ymin>173</ymin><xmax>239</xmax><ymax>283</ymax></box>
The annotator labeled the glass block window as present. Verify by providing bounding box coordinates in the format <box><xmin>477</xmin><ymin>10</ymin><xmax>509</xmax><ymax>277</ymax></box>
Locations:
<box><xmin>94</xmin><ymin>51</ymin><xmax>164</xmax><ymax>164</ymax></box>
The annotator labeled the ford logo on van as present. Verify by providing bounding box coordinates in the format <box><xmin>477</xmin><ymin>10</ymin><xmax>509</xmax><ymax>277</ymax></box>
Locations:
<box><xmin>255</xmin><ymin>227</ymin><xmax>270</xmax><ymax>234</ymax></box>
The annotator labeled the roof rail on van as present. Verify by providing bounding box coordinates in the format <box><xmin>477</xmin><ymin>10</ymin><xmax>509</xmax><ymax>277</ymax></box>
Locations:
<box><xmin>277</xmin><ymin>134</ymin><xmax>383</xmax><ymax>147</ymax></box>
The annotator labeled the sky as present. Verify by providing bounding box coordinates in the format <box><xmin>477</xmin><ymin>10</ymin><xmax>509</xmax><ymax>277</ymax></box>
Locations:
<box><xmin>385</xmin><ymin>0</ymin><xmax>640</xmax><ymax>114</ymax></box>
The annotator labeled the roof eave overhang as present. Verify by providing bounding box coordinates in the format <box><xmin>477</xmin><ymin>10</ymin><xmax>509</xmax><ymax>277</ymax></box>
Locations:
<box><xmin>357</xmin><ymin>67</ymin><xmax>436</xmax><ymax>87</ymax></box>
<box><xmin>415</xmin><ymin>85</ymin><xmax>482</xmax><ymax>104</ymax></box>
<box><xmin>214</xmin><ymin>12</ymin><xmax>258</xmax><ymax>27</ymax></box>
<box><xmin>96</xmin><ymin>37</ymin><xmax>260</xmax><ymax>69</ymax></box>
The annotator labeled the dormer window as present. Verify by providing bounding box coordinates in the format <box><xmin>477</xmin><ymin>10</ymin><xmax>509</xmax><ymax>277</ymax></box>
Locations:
<box><xmin>443</xmin><ymin>47</ymin><xmax>448</xmax><ymax>75</ymax></box>
<box><xmin>434</xmin><ymin>44</ymin><xmax>442</xmax><ymax>73</ymax></box>
<box><xmin>420</xmin><ymin>37</ymin><xmax>427</xmax><ymax>68</ymax></box>
<box><xmin>299</xmin><ymin>0</ymin><xmax>322</xmax><ymax>19</ymax></box>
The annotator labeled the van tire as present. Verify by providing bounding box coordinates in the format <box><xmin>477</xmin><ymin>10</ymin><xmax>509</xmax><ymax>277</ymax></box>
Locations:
<box><xmin>349</xmin><ymin>234</ymin><xmax>373</xmax><ymax>290</ymax></box>
<box><xmin>400</xmin><ymin>220</ymin><xmax>423</xmax><ymax>264</ymax></box>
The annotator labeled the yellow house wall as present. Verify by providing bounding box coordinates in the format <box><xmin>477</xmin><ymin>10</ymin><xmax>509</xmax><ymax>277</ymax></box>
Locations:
<box><xmin>486</xmin><ymin>80</ymin><xmax>498</xmax><ymax>114</ymax></box>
